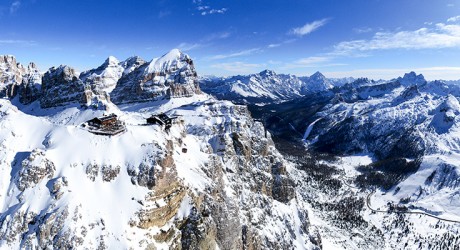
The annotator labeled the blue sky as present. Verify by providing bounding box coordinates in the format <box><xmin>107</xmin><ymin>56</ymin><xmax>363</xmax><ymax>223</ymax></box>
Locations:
<box><xmin>1</xmin><ymin>0</ymin><xmax>460</xmax><ymax>79</ymax></box>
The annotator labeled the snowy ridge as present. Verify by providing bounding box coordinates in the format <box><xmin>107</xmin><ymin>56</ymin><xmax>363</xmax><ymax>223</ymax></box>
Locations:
<box><xmin>200</xmin><ymin>70</ymin><xmax>354</xmax><ymax>104</ymax></box>
<box><xmin>200</xmin><ymin>70</ymin><xmax>305</xmax><ymax>103</ymax></box>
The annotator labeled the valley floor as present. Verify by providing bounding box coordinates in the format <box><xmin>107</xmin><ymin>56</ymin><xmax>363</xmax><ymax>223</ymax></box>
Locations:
<box><xmin>285</xmin><ymin>151</ymin><xmax>460</xmax><ymax>250</ymax></box>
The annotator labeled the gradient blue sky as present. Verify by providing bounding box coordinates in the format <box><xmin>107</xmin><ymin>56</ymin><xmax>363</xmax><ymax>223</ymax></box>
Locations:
<box><xmin>1</xmin><ymin>0</ymin><xmax>460</xmax><ymax>79</ymax></box>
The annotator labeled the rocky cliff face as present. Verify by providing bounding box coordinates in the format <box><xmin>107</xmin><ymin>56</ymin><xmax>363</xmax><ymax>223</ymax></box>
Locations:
<box><xmin>40</xmin><ymin>65</ymin><xmax>86</xmax><ymax>108</ymax></box>
<box><xmin>0</xmin><ymin>55</ymin><xmax>41</xmax><ymax>104</ymax></box>
<box><xmin>0</xmin><ymin>55</ymin><xmax>23</xmax><ymax>98</ymax></box>
<box><xmin>2</xmin><ymin>50</ymin><xmax>201</xmax><ymax>109</ymax></box>
<box><xmin>110</xmin><ymin>49</ymin><xmax>201</xmax><ymax>104</ymax></box>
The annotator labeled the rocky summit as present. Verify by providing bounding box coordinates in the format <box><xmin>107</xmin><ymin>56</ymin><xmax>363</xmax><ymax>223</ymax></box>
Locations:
<box><xmin>110</xmin><ymin>49</ymin><xmax>201</xmax><ymax>104</ymax></box>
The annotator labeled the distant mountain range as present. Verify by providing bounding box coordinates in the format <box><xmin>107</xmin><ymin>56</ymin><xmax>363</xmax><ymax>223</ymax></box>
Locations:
<box><xmin>200</xmin><ymin>70</ymin><xmax>355</xmax><ymax>103</ymax></box>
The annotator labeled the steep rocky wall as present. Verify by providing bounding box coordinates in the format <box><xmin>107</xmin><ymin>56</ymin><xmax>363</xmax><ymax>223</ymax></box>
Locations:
<box><xmin>40</xmin><ymin>66</ymin><xmax>85</xmax><ymax>108</ymax></box>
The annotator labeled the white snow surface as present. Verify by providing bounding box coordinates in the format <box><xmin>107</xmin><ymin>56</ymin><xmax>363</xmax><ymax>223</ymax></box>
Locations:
<box><xmin>0</xmin><ymin>93</ymin><xmax>317</xmax><ymax>249</ymax></box>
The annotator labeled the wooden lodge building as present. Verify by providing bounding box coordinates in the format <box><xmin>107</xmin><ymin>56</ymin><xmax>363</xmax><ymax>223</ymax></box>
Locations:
<box><xmin>147</xmin><ymin>113</ymin><xmax>179</xmax><ymax>131</ymax></box>
<box><xmin>88</xmin><ymin>114</ymin><xmax>118</xmax><ymax>128</ymax></box>
<box><xmin>85</xmin><ymin>113</ymin><xmax>126</xmax><ymax>136</ymax></box>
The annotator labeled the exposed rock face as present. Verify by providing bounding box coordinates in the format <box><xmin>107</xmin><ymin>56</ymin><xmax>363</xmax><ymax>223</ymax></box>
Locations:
<box><xmin>0</xmin><ymin>55</ymin><xmax>41</xmax><ymax>103</ymax></box>
<box><xmin>110</xmin><ymin>49</ymin><xmax>201</xmax><ymax>104</ymax></box>
<box><xmin>161</xmin><ymin>101</ymin><xmax>315</xmax><ymax>249</ymax></box>
<box><xmin>40</xmin><ymin>65</ymin><xmax>85</xmax><ymax>108</ymax></box>
<box><xmin>0</xmin><ymin>55</ymin><xmax>23</xmax><ymax>98</ymax></box>
<box><xmin>16</xmin><ymin>149</ymin><xmax>55</xmax><ymax>191</ymax></box>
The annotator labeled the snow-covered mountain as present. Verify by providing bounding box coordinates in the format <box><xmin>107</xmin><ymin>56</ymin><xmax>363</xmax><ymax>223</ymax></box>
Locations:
<box><xmin>200</xmin><ymin>70</ymin><xmax>304</xmax><ymax>103</ymax></box>
<box><xmin>289</xmin><ymin>73</ymin><xmax>460</xmax><ymax>244</ymax></box>
<box><xmin>242</xmin><ymin>73</ymin><xmax>460</xmax><ymax>249</ymax></box>
<box><xmin>79</xmin><ymin>56</ymin><xmax>125</xmax><ymax>95</ymax></box>
<box><xmin>300</xmin><ymin>71</ymin><xmax>334</xmax><ymax>94</ymax></box>
<box><xmin>396</xmin><ymin>71</ymin><xmax>427</xmax><ymax>86</ymax></box>
<box><xmin>0</xmin><ymin>52</ymin><xmax>321</xmax><ymax>249</ymax></box>
<box><xmin>200</xmin><ymin>70</ymin><xmax>344</xmax><ymax>104</ymax></box>
<box><xmin>110</xmin><ymin>49</ymin><xmax>201</xmax><ymax>104</ymax></box>
<box><xmin>3</xmin><ymin>50</ymin><xmax>460</xmax><ymax>249</ymax></box>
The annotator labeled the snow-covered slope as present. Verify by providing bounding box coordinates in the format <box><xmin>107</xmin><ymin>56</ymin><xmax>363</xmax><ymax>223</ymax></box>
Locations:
<box><xmin>0</xmin><ymin>95</ymin><xmax>320</xmax><ymax>249</ymax></box>
<box><xmin>0</xmin><ymin>52</ymin><xmax>321</xmax><ymax>249</ymax></box>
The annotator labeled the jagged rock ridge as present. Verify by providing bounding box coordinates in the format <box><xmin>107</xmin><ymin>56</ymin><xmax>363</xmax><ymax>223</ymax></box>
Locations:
<box><xmin>0</xmin><ymin>55</ymin><xmax>41</xmax><ymax>104</ymax></box>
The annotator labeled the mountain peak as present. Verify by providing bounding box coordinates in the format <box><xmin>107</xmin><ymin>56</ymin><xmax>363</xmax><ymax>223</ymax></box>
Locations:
<box><xmin>398</xmin><ymin>71</ymin><xmax>426</xmax><ymax>86</ymax></box>
<box><xmin>146</xmin><ymin>49</ymin><xmax>191</xmax><ymax>74</ymax></box>
<box><xmin>0</xmin><ymin>55</ymin><xmax>17</xmax><ymax>65</ymax></box>
<box><xmin>104</xmin><ymin>56</ymin><xmax>119</xmax><ymax>66</ymax></box>
<box><xmin>301</xmin><ymin>71</ymin><xmax>333</xmax><ymax>93</ymax></box>
<box><xmin>259</xmin><ymin>69</ymin><xmax>276</xmax><ymax>76</ymax></box>
<box><xmin>310</xmin><ymin>71</ymin><xmax>326</xmax><ymax>79</ymax></box>
<box><xmin>161</xmin><ymin>48</ymin><xmax>184</xmax><ymax>60</ymax></box>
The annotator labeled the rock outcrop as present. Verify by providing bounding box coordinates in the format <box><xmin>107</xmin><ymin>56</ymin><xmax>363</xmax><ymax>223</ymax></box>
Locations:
<box><xmin>16</xmin><ymin>149</ymin><xmax>55</xmax><ymax>191</ymax></box>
